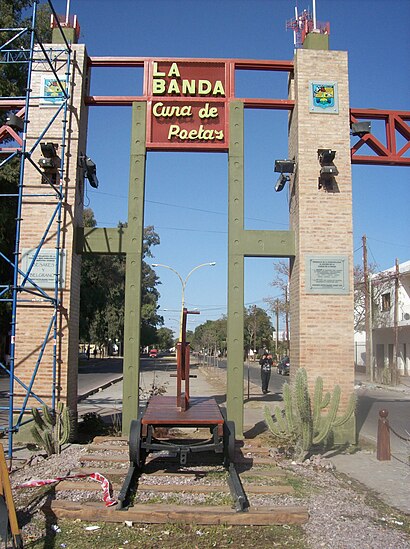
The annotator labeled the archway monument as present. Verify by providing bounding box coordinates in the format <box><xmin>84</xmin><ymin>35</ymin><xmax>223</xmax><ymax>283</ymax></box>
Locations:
<box><xmin>19</xmin><ymin>30</ymin><xmax>407</xmax><ymax>442</ymax></box>
<box><xmin>80</xmin><ymin>45</ymin><xmax>355</xmax><ymax>440</ymax></box>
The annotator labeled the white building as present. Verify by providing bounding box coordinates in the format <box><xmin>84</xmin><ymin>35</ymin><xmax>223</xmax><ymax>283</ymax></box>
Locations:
<box><xmin>371</xmin><ymin>260</ymin><xmax>410</xmax><ymax>375</ymax></box>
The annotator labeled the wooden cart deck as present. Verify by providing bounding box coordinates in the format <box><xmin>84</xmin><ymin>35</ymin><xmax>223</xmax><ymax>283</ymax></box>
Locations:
<box><xmin>142</xmin><ymin>395</ymin><xmax>224</xmax><ymax>427</ymax></box>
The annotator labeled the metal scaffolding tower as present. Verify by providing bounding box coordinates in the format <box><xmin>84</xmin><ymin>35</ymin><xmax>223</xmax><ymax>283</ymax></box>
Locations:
<box><xmin>0</xmin><ymin>1</ymin><xmax>72</xmax><ymax>457</ymax></box>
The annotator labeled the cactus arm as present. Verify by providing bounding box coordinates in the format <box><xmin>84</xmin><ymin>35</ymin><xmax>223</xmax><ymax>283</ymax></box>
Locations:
<box><xmin>42</xmin><ymin>405</ymin><xmax>55</xmax><ymax>426</ymax></box>
<box><xmin>30</xmin><ymin>425</ymin><xmax>54</xmax><ymax>456</ymax></box>
<box><xmin>31</xmin><ymin>407</ymin><xmax>46</xmax><ymax>430</ymax></box>
<box><xmin>313</xmin><ymin>377</ymin><xmax>323</xmax><ymax>425</ymax></box>
<box><xmin>313</xmin><ymin>384</ymin><xmax>341</xmax><ymax>445</ymax></box>
<box><xmin>321</xmin><ymin>391</ymin><xmax>331</xmax><ymax>409</ymax></box>
<box><xmin>333</xmin><ymin>393</ymin><xmax>357</xmax><ymax>427</ymax></box>
<box><xmin>60</xmin><ymin>404</ymin><xmax>72</xmax><ymax>445</ymax></box>
<box><xmin>283</xmin><ymin>383</ymin><xmax>295</xmax><ymax>432</ymax></box>
<box><xmin>264</xmin><ymin>406</ymin><xmax>283</xmax><ymax>436</ymax></box>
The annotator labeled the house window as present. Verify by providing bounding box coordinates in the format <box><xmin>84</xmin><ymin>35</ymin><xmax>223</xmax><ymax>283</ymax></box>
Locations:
<box><xmin>381</xmin><ymin>292</ymin><xmax>391</xmax><ymax>311</ymax></box>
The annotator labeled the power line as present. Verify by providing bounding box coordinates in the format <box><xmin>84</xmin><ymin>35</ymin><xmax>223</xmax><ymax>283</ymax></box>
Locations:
<box><xmin>88</xmin><ymin>190</ymin><xmax>288</xmax><ymax>228</ymax></box>
<box><xmin>367</xmin><ymin>236</ymin><xmax>410</xmax><ymax>250</ymax></box>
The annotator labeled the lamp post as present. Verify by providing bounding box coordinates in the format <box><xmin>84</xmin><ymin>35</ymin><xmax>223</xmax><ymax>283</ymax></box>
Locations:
<box><xmin>152</xmin><ymin>262</ymin><xmax>216</xmax><ymax>341</ymax></box>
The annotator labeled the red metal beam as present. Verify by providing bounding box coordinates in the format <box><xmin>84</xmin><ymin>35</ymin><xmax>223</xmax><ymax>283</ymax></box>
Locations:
<box><xmin>84</xmin><ymin>96</ymin><xmax>295</xmax><ymax>110</ymax></box>
<box><xmin>85</xmin><ymin>96</ymin><xmax>146</xmax><ymax>106</ymax></box>
<box><xmin>88</xmin><ymin>56</ymin><xmax>294</xmax><ymax>72</ymax></box>
<box><xmin>350</xmin><ymin>109</ymin><xmax>410</xmax><ymax>166</ymax></box>
<box><xmin>242</xmin><ymin>98</ymin><xmax>294</xmax><ymax>110</ymax></box>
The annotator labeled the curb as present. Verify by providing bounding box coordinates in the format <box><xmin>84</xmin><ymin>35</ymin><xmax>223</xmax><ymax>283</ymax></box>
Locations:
<box><xmin>77</xmin><ymin>376</ymin><xmax>123</xmax><ymax>403</ymax></box>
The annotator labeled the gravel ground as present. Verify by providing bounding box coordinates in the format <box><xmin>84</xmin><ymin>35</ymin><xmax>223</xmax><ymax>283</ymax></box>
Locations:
<box><xmin>9</xmin><ymin>444</ymin><xmax>410</xmax><ymax>548</ymax></box>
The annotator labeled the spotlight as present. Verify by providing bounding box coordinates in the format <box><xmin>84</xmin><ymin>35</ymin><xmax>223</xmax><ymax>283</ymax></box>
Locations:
<box><xmin>274</xmin><ymin>159</ymin><xmax>295</xmax><ymax>174</ymax></box>
<box><xmin>274</xmin><ymin>159</ymin><xmax>294</xmax><ymax>192</ymax></box>
<box><xmin>80</xmin><ymin>154</ymin><xmax>99</xmax><ymax>189</ymax></box>
<box><xmin>40</xmin><ymin>142</ymin><xmax>59</xmax><ymax>158</ymax></box>
<box><xmin>318</xmin><ymin>149</ymin><xmax>338</xmax><ymax>189</ymax></box>
<box><xmin>38</xmin><ymin>142</ymin><xmax>60</xmax><ymax>184</ymax></box>
<box><xmin>351</xmin><ymin>121</ymin><xmax>371</xmax><ymax>137</ymax></box>
<box><xmin>318</xmin><ymin>149</ymin><xmax>336</xmax><ymax>166</ymax></box>
<box><xmin>275</xmin><ymin>173</ymin><xmax>290</xmax><ymax>192</ymax></box>
<box><xmin>6</xmin><ymin>113</ymin><xmax>24</xmax><ymax>132</ymax></box>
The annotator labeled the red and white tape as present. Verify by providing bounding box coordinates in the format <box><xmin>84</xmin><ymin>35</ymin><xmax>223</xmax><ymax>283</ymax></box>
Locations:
<box><xmin>16</xmin><ymin>472</ymin><xmax>117</xmax><ymax>507</ymax></box>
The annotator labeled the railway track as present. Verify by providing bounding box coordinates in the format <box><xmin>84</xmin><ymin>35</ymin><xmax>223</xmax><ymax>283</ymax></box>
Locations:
<box><xmin>46</xmin><ymin>434</ymin><xmax>309</xmax><ymax>526</ymax></box>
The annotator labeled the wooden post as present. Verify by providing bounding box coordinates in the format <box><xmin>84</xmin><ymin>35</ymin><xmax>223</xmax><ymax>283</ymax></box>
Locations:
<box><xmin>377</xmin><ymin>409</ymin><xmax>391</xmax><ymax>461</ymax></box>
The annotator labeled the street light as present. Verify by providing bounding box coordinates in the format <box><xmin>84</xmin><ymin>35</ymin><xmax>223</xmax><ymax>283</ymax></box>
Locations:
<box><xmin>152</xmin><ymin>262</ymin><xmax>216</xmax><ymax>340</ymax></box>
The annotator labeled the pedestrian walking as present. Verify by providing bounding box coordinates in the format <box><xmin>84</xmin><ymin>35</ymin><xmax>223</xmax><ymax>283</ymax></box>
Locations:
<box><xmin>259</xmin><ymin>352</ymin><xmax>272</xmax><ymax>394</ymax></box>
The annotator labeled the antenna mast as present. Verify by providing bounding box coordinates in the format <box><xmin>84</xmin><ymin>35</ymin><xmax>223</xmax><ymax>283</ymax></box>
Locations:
<box><xmin>312</xmin><ymin>0</ymin><xmax>317</xmax><ymax>30</ymax></box>
<box><xmin>286</xmin><ymin>3</ymin><xmax>329</xmax><ymax>49</ymax></box>
<box><xmin>65</xmin><ymin>0</ymin><xmax>71</xmax><ymax>25</ymax></box>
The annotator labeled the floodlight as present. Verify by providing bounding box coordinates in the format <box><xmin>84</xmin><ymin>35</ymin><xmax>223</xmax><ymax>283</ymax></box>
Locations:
<box><xmin>320</xmin><ymin>165</ymin><xmax>339</xmax><ymax>176</ymax></box>
<box><xmin>38</xmin><ymin>157</ymin><xmax>56</xmax><ymax>169</ymax></box>
<box><xmin>274</xmin><ymin>159</ymin><xmax>295</xmax><ymax>174</ymax></box>
<box><xmin>6</xmin><ymin>113</ymin><xmax>24</xmax><ymax>132</ymax></box>
<box><xmin>80</xmin><ymin>154</ymin><xmax>99</xmax><ymax>189</ymax></box>
<box><xmin>38</xmin><ymin>143</ymin><xmax>60</xmax><ymax>183</ymax></box>
<box><xmin>40</xmin><ymin>142</ymin><xmax>59</xmax><ymax>158</ymax></box>
<box><xmin>318</xmin><ymin>149</ymin><xmax>336</xmax><ymax>165</ymax></box>
<box><xmin>351</xmin><ymin>121</ymin><xmax>371</xmax><ymax>137</ymax></box>
<box><xmin>275</xmin><ymin>173</ymin><xmax>290</xmax><ymax>192</ymax></box>
<box><xmin>317</xmin><ymin>149</ymin><xmax>338</xmax><ymax>190</ymax></box>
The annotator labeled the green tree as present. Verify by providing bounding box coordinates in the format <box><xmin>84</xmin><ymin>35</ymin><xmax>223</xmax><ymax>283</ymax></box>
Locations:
<box><xmin>79</xmin><ymin>210</ymin><xmax>162</xmax><ymax>349</ymax></box>
<box><xmin>244</xmin><ymin>305</ymin><xmax>273</xmax><ymax>356</ymax></box>
<box><xmin>192</xmin><ymin>317</ymin><xmax>227</xmax><ymax>355</ymax></box>
<box><xmin>264</xmin><ymin>260</ymin><xmax>290</xmax><ymax>351</ymax></box>
<box><xmin>156</xmin><ymin>327</ymin><xmax>174</xmax><ymax>351</ymax></box>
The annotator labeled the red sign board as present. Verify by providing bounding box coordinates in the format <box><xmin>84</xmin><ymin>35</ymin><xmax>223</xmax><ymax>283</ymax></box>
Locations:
<box><xmin>146</xmin><ymin>60</ymin><xmax>230</xmax><ymax>151</ymax></box>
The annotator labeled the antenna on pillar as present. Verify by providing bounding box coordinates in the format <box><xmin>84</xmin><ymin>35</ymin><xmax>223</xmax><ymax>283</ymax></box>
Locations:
<box><xmin>65</xmin><ymin>0</ymin><xmax>71</xmax><ymax>25</ymax></box>
<box><xmin>50</xmin><ymin>1</ymin><xmax>80</xmax><ymax>44</ymax></box>
<box><xmin>286</xmin><ymin>4</ymin><xmax>330</xmax><ymax>49</ymax></box>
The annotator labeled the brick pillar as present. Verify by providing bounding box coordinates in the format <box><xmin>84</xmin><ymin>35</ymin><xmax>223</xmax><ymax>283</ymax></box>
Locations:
<box><xmin>288</xmin><ymin>49</ymin><xmax>355</xmax><ymax>426</ymax></box>
<box><xmin>14</xmin><ymin>44</ymin><xmax>89</xmax><ymax>416</ymax></box>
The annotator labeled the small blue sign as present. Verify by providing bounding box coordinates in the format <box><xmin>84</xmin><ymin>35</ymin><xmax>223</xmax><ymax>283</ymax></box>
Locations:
<box><xmin>309</xmin><ymin>81</ymin><xmax>339</xmax><ymax>114</ymax></box>
<box><xmin>41</xmin><ymin>75</ymin><xmax>67</xmax><ymax>105</ymax></box>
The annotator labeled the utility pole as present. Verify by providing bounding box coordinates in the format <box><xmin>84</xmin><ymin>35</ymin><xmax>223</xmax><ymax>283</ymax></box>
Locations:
<box><xmin>393</xmin><ymin>258</ymin><xmax>400</xmax><ymax>385</ymax></box>
<box><xmin>285</xmin><ymin>285</ymin><xmax>290</xmax><ymax>352</ymax></box>
<box><xmin>362</xmin><ymin>234</ymin><xmax>372</xmax><ymax>380</ymax></box>
<box><xmin>275</xmin><ymin>299</ymin><xmax>279</xmax><ymax>357</ymax></box>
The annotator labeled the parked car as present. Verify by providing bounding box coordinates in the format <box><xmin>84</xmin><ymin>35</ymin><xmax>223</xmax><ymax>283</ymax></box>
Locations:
<box><xmin>277</xmin><ymin>356</ymin><xmax>290</xmax><ymax>375</ymax></box>
<box><xmin>149</xmin><ymin>348</ymin><xmax>158</xmax><ymax>358</ymax></box>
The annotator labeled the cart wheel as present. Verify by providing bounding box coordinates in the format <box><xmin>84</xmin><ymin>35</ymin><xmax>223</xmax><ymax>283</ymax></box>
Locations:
<box><xmin>129</xmin><ymin>418</ymin><xmax>145</xmax><ymax>467</ymax></box>
<box><xmin>223</xmin><ymin>420</ymin><xmax>236</xmax><ymax>464</ymax></box>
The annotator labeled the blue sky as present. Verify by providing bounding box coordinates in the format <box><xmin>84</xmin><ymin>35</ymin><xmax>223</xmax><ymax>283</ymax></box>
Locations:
<box><xmin>49</xmin><ymin>0</ymin><xmax>410</xmax><ymax>335</ymax></box>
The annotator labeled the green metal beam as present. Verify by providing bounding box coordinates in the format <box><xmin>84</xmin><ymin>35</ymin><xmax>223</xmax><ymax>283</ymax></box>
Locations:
<box><xmin>76</xmin><ymin>227</ymin><xmax>128</xmax><ymax>255</ymax></box>
<box><xmin>122</xmin><ymin>101</ymin><xmax>147</xmax><ymax>435</ymax></box>
<box><xmin>242</xmin><ymin>230</ymin><xmax>295</xmax><ymax>257</ymax></box>
<box><xmin>227</xmin><ymin>101</ymin><xmax>245</xmax><ymax>437</ymax></box>
<box><xmin>227</xmin><ymin>102</ymin><xmax>295</xmax><ymax>438</ymax></box>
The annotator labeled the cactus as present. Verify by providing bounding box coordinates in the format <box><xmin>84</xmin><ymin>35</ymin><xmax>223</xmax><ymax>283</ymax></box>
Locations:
<box><xmin>30</xmin><ymin>402</ymin><xmax>72</xmax><ymax>456</ymax></box>
<box><xmin>265</xmin><ymin>368</ymin><xmax>356</xmax><ymax>459</ymax></box>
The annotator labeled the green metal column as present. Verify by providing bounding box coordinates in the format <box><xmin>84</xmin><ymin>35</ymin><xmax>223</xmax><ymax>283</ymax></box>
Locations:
<box><xmin>122</xmin><ymin>102</ymin><xmax>147</xmax><ymax>435</ymax></box>
<box><xmin>227</xmin><ymin>101</ymin><xmax>245</xmax><ymax>437</ymax></box>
